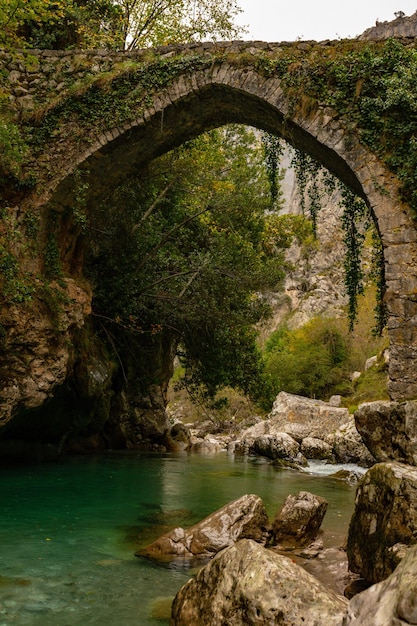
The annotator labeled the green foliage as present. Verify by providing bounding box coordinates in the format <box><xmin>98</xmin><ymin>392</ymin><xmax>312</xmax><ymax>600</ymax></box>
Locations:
<box><xmin>0</xmin><ymin>0</ymin><xmax>124</xmax><ymax>49</ymax></box>
<box><xmin>43</xmin><ymin>214</ymin><xmax>63</xmax><ymax>280</ymax></box>
<box><xmin>370</xmin><ymin>227</ymin><xmax>388</xmax><ymax>336</ymax></box>
<box><xmin>343</xmin><ymin>354</ymin><xmax>389</xmax><ymax>412</ymax></box>
<box><xmin>87</xmin><ymin>125</ymin><xmax>285</xmax><ymax>401</ymax></box>
<box><xmin>263</xmin><ymin>317</ymin><xmax>350</xmax><ymax>401</ymax></box>
<box><xmin>268</xmin><ymin>38</ymin><xmax>417</xmax><ymax>218</ymax></box>
<box><xmin>289</xmin><ymin>145</ymin><xmax>387</xmax><ymax>334</ymax></box>
<box><xmin>27</xmin><ymin>54</ymin><xmax>214</xmax><ymax>150</ymax></box>
<box><xmin>0</xmin><ymin>206</ymin><xmax>36</xmax><ymax>303</ymax></box>
<box><xmin>331</xmin><ymin>39</ymin><xmax>417</xmax><ymax>214</ymax></box>
<box><xmin>119</xmin><ymin>0</ymin><xmax>245</xmax><ymax>50</ymax></box>
<box><xmin>44</xmin><ymin>235</ymin><xmax>62</xmax><ymax>280</ymax></box>
<box><xmin>0</xmin><ymin>120</ymin><xmax>28</xmax><ymax>181</ymax></box>
<box><xmin>290</xmin><ymin>149</ymin><xmax>324</xmax><ymax>237</ymax></box>
<box><xmin>71</xmin><ymin>168</ymin><xmax>89</xmax><ymax>230</ymax></box>
<box><xmin>38</xmin><ymin>282</ymin><xmax>68</xmax><ymax>328</ymax></box>
<box><xmin>262</xmin><ymin>213</ymin><xmax>315</xmax><ymax>260</ymax></box>
<box><xmin>339</xmin><ymin>186</ymin><xmax>370</xmax><ymax>331</ymax></box>
<box><xmin>22</xmin><ymin>210</ymin><xmax>40</xmax><ymax>239</ymax></box>
<box><xmin>178</xmin><ymin>325</ymin><xmax>268</xmax><ymax>402</ymax></box>
<box><xmin>261</xmin><ymin>132</ymin><xmax>284</xmax><ymax>209</ymax></box>
<box><xmin>0</xmin><ymin>0</ymin><xmax>244</xmax><ymax>50</ymax></box>
<box><xmin>0</xmin><ymin>245</ymin><xmax>33</xmax><ymax>303</ymax></box>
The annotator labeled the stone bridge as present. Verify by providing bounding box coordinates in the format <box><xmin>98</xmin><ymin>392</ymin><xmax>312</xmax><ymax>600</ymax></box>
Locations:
<box><xmin>2</xmin><ymin>37</ymin><xmax>417</xmax><ymax>427</ymax></box>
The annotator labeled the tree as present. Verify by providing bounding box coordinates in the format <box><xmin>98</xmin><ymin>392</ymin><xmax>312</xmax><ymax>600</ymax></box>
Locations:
<box><xmin>264</xmin><ymin>317</ymin><xmax>350</xmax><ymax>400</ymax></box>
<box><xmin>86</xmin><ymin>125</ymin><xmax>287</xmax><ymax>403</ymax></box>
<box><xmin>0</xmin><ymin>0</ymin><xmax>124</xmax><ymax>49</ymax></box>
<box><xmin>117</xmin><ymin>0</ymin><xmax>245</xmax><ymax>49</ymax></box>
<box><xmin>0</xmin><ymin>0</ymin><xmax>245</xmax><ymax>50</ymax></box>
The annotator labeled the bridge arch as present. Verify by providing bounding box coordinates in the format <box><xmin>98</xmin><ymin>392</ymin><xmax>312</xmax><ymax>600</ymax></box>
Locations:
<box><xmin>36</xmin><ymin>54</ymin><xmax>417</xmax><ymax>402</ymax></box>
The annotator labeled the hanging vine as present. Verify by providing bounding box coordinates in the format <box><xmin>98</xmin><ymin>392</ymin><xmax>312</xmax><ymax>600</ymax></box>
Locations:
<box><xmin>290</xmin><ymin>147</ymin><xmax>387</xmax><ymax>335</ymax></box>
<box><xmin>370</xmin><ymin>227</ymin><xmax>388</xmax><ymax>337</ymax></box>
<box><xmin>339</xmin><ymin>185</ymin><xmax>370</xmax><ymax>331</ymax></box>
<box><xmin>290</xmin><ymin>149</ymin><xmax>324</xmax><ymax>237</ymax></box>
<box><xmin>261</xmin><ymin>132</ymin><xmax>283</xmax><ymax>209</ymax></box>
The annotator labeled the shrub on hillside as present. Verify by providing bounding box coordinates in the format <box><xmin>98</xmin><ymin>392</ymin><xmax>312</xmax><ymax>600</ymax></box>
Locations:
<box><xmin>264</xmin><ymin>317</ymin><xmax>350</xmax><ymax>400</ymax></box>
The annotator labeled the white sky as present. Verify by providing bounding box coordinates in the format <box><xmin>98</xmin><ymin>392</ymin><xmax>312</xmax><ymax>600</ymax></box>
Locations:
<box><xmin>235</xmin><ymin>1</ymin><xmax>417</xmax><ymax>41</ymax></box>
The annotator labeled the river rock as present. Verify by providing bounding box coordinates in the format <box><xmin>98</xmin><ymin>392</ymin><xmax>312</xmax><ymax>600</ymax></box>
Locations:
<box><xmin>327</xmin><ymin>418</ymin><xmax>375</xmax><ymax>466</ymax></box>
<box><xmin>137</xmin><ymin>494</ymin><xmax>269</xmax><ymax>562</ymax></box>
<box><xmin>252</xmin><ymin>432</ymin><xmax>300</xmax><ymax>460</ymax></box>
<box><xmin>171</xmin><ymin>539</ymin><xmax>348</xmax><ymax>625</ymax></box>
<box><xmin>189</xmin><ymin>435</ymin><xmax>227</xmax><ymax>453</ymax></box>
<box><xmin>355</xmin><ymin>400</ymin><xmax>417</xmax><ymax>466</ymax></box>
<box><xmin>165</xmin><ymin>422</ymin><xmax>191</xmax><ymax>451</ymax></box>
<box><xmin>235</xmin><ymin>392</ymin><xmax>350</xmax><ymax>456</ymax></box>
<box><xmin>269</xmin><ymin>490</ymin><xmax>328</xmax><ymax>549</ymax></box>
<box><xmin>347</xmin><ymin>461</ymin><xmax>417</xmax><ymax>583</ymax></box>
<box><xmin>267</xmin><ymin>391</ymin><xmax>350</xmax><ymax>442</ymax></box>
<box><xmin>329</xmin><ymin>469</ymin><xmax>363</xmax><ymax>483</ymax></box>
<box><xmin>301</xmin><ymin>436</ymin><xmax>334</xmax><ymax>460</ymax></box>
<box><xmin>343</xmin><ymin>543</ymin><xmax>417</xmax><ymax>625</ymax></box>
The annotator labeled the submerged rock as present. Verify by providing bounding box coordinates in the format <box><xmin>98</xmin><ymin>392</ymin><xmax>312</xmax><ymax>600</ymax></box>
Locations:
<box><xmin>269</xmin><ymin>490</ymin><xmax>328</xmax><ymax>550</ymax></box>
<box><xmin>171</xmin><ymin>539</ymin><xmax>348</xmax><ymax>625</ymax></box>
<box><xmin>137</xmin><ymin>494</ymin><xmax>269</xmax><ymax>563</ymax></box>
<box><xmin>329</xmin><ymin>469</ymin><xmax>362</xmax><ymax>483</ymax></box>
<box><xmin>347</xmin><ymin>461</ymin><xmax>417</xmax><ymax>583</ymax></box>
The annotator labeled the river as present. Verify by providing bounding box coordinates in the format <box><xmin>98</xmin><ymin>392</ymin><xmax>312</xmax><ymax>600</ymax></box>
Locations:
<box><xmin>0</xmin><ymin>451</ymin><xmax>362</xmax><ymax>625</ymax></box>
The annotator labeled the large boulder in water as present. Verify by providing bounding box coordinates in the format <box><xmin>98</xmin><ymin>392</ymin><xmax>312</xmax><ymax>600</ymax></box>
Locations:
<box><xmin>347</xmin><ymin>461</ymin><xmax>417</xmax><ymax>583</ymax></box>
<box><xmin>269</xmin><ymin>490</ymin><xmax>328</xmax><ymax>549</ymax></box>
<box><xmin>355</xmin><ymin>400</ymin><xmax>417</xmax><ymax>466</ymax></box>
<box><xmin>171</xmin><ymin>539</ymin><xmax>348</xmax><ymax>625</ymax></box>
<box><xmin>235</xmin><ymin>392</ymin><xmax>350</xmax><ymax>456</ymax></box>
<box><xmin>136</xmin><ymin>494</ymin><xmax>268</xmax><ymax>563</ymax></box>
<box><xmin>252</xmin><ymin>432</ymin><xmax>300</xmax><ymax>460</ymax></box>
<box><xmin>344</xmin><ymin>544</ymin><xmax>417</xmax><ymax>625</ymax></box>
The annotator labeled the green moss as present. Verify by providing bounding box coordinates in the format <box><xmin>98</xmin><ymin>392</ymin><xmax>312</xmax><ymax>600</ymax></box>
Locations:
<box><xmin>27</xmin><ymin>52</ymin><xmax>213</xmax><ymax>145</ymax></box>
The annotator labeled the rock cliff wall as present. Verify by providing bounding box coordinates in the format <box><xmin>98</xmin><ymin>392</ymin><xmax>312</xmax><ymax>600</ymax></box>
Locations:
<box><xmin>265</xmin><ymin>149</ymin><xmax>348</xmax><ymax>333</ymax></box>
<box><xmin>358</xmin><ymin>10</ymin><xmax>417</xmax><ymax>40</ymax></box>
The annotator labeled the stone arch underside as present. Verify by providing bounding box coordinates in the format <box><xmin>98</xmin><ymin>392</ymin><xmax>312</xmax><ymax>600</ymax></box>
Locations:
<box><xmin>40</xmin><ymin>64</ymin><xmax>417</xmax><ymax>401</ymax></box>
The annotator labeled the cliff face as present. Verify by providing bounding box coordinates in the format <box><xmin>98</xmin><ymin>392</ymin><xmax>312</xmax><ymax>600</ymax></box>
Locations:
<box><xmin>358</xmin><ymin>10</ymin><xmax>417</xmax><ymax>40</ymax></box>
<box><xmin>0</xmin><ymin>212</ymin><xmax>173</xmax><ymax>454</ymax></box>
<box><xmin>263</xmin><ymin>150</ymin><xmax>348</xmax><ymax>335</ymax></box>
<box><xmin>0</xmin><ymin>279</ymin><xmax>91</xmax><ymax>427</ymax></box>
<box><xmin>0</xmin><ymin>288</ymin><xmax>173</xmax><ymax>454</ymax></box>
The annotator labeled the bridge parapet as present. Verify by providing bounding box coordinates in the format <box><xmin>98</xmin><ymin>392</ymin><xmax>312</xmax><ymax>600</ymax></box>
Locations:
<box><xmin>3</xmin><ymin>36</ymin><xmax>417</xmax><ymax>114</ymax></box>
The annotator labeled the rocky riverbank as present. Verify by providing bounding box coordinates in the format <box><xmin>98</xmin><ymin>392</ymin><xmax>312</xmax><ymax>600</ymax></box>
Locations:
<box><xmin>159</xmin><ymin>391</ymin><xmax>417</xmax><ymax>624</ymax></box>
<box><xmin>168</xmin><ymin>391</ymin><xmax>375</xmax><ymax>469</ymax></box>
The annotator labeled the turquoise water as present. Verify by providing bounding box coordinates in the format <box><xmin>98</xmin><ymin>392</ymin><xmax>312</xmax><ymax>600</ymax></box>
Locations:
<box><xmin>0</xmin><ymin>452</ymin><xmax>358</xmax><ymax>625</ymax></box>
